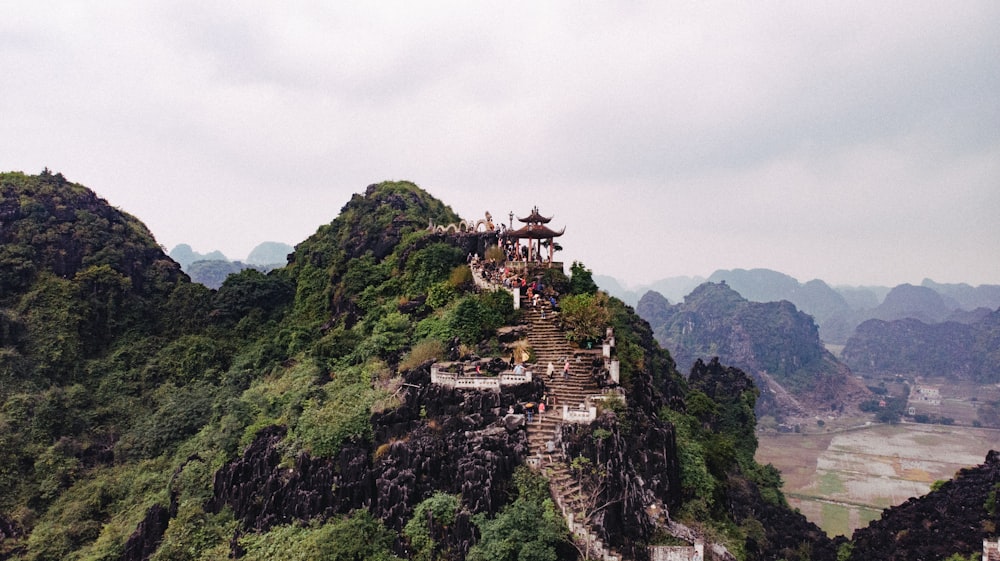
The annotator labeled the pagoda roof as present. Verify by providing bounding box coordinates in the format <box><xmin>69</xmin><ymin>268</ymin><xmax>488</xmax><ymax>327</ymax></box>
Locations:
<box><xmin>517</xmin><ymin>206</ymin><xmax>552</xmax><ymax>224</ymax></box>
<box><xmin>507</xmin><ymin>223</ymin><xmax>565</xmax><ymax>239</ymax></box>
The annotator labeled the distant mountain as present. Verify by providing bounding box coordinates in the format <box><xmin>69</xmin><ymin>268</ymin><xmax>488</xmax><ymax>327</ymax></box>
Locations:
<box><xmin>869</xmin><ymin>283</ymin><xmax>953</xmax><ymax>324</ymax></box>
<box><xmin>594</xmin><ymin>274</ymin><xmax>703</xmax><ymax>307</ymax></box>
<box><xmin>637</xmin><ymin>282</ymin><xmax>869</xmax><ymax>418</ymax></box>
<box><xmin>592</xmin><ymin>274</ymin><xmax>638</xmax><ymax>305</ymax></box>
<box><xmin>706</xmin><ymin>269</ymin><xmax>857</xmax><ymax>343</ymax></box>
<box><xmin>842</xmin><ymin>308</ymin><xmax>1000</xmax><ymax>383</ymax></box>
<box><xmin>921</xmin><ymin>278</ymin><xmax>1000</xmax><ymax>310</ymax></box>
<box><xmin>168</xmin><ymin>243</ymin><xmax>228</xmax><ymax>269</ymax></box>
<box><xmin>834</xmin><ymin>285</ymin><xmax>886</xmax><ymax>311</ymax></box>
<box><xmin>246</xmin><ymin>242</ymin><xmax>293</xmax><ymax>267</ymax></box>
<box><xmin>169</xmin><ymin>242</ymin><xmax>292</xmax><ymax>288</ymax></box>
<box><xmin>706</xmin><ymin>268</ymin><xmax>803</xmax><ymax>303</ymax></box>
<box><xmin>645</xmin><ymin>275</ymin><xmax>705</xmax><ymax>304</ymax></box>
<box><xmin>186</xmin><ymin>260</ymin><xmax>254</xmax><ymax>290</ymax></box>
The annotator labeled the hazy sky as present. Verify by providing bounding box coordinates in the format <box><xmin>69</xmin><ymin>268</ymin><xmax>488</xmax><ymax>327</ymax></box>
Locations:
<box><xmin>3</xmin><ymin>2</ymin><xmax>998</xmax><ymax>287</ymax></box>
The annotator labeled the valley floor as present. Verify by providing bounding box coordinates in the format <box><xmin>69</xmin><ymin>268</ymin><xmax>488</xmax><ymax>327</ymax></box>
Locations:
<box><xmin>756</xmin><ymin>422</ymin><xmax>1000</xmax><ymax>538</ymax></box>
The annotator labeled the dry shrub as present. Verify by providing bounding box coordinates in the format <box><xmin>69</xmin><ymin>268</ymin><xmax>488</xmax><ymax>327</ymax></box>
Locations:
<box><xmin>510</xmin><ymin>339</ymin><xmax>533</xmax><ymax>363</ymax></box>
<box><xmin>485</xmin><ymin>245</ymin><xmax>505</xmax><ymax>263</ymax></box>
<box><xmin>399</xmin><ymin>338</ymin><xmax>445</xmax><ymax>372</ymax></box>
<box><xmin>448</xmin><ymin>265</ymin><xmax>473</xmax><ymax>287</ymax></box>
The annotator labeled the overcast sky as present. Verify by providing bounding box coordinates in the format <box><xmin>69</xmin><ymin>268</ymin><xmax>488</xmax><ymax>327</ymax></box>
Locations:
<box><xmin>3</xmin><ymin>2</ymin><xmax>998</xmax><ymax>288</ymax></box>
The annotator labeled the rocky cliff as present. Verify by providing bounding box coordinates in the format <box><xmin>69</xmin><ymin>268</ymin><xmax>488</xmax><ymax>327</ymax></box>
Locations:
<box><xmin>637</xmin><ymin>282</ymin><xmax>869</xmax><ymax>418</ymax></box>
<box><xmin>848</xmin><ymin>450</ymin><xmax>1000</xmax><ymax>561</ymax></box>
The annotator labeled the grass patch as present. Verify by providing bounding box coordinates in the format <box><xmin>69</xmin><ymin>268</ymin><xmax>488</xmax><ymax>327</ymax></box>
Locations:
<box><xmin>817</xmin><ymin>472</ymin><xmax>846</xmax><ymax>495</ymax></box>
<box><xmin>856</xmin><ymin>506</ymin><xmax>882</xmax><ymax>529</ymax></box>
<box><xmin>820</xmin><ymin>502</ymin><xmax>851</xmax><ymax>538</ymax></box>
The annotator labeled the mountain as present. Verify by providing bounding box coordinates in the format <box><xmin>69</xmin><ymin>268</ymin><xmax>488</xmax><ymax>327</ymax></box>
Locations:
<box><xmin>1</xmin><ymin>171</ymin><xmax>992</xmax><ymax>561</ymax></box>
<box><xmin>595</xmin><ymin>274</ymin><xmax>703</xmax><ymax>307</ymax></box>
<box><xmin>168</xmin><ymin>243</ymin><xmax>228</xmax><ymax>269</ymax></box>
<box><xmin>868</xmin><ymin>283</ymin><xmax>953</xmax><ymax>324</ymax></box>
<box><xmin>245</xmin><ymin>241</ymin><xmax>293</xmax><ymax>267</ymax></box>
<box><xmin>922</xmin><ymin>278</ymin><xmax>1000</xmax><ymax>311</ymax></box>
<box><xmin>186</xmin><ymin>259</ymin><xmax>255</xmax><ymax>290</ymax></box>
<box><xmin>637</xmin><ymin>282</ymin><xmax>869</xmax><ymax>418</ymax></box>
<box><xmin>170</xmin><ymin>242</ymin><xmax>293</xmax><ymax>288</ymax></box>
<box><xmin>842</xmin><ymin>308</ymin><xmax>1000</xmax><ymax>383</ymax></box>
<box><xmin>835</xmin><ymin>285</ymin><xmax>886</xmax><ymax>311</ymax></box>
<box><xmin>0</xmin><ymin>170</ymin><xmax>192</xmax><ymax>377</ymax></box>
<box><xmin>705</xmin><ymin>269</ymin><xmax>857</xmax><ymax>343</ymax></box>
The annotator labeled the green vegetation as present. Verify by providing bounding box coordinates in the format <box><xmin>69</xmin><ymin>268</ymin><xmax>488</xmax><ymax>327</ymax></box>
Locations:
<box><xmin>558</xmin><ymin>291</ymin><xmax>611</xmax><ymax>346</ymax></box>
<box><xmin>404</xmin><ymin>492</ymin><xmax>460</xmax><ymax>561</ymax></box>
<box><xmin>240</xmin><ymin>511</ymin><xmax>400</xmax><ymax>561</ymax></box>
<box><xmin>0</xmin><ymin>175</ymin><xmax>571</xmax><ymax>559</ymax></box>
<box><xmin>467</xmin><ymin>467</ymin><xmax>568</xmax><ymax>561</ymax></box>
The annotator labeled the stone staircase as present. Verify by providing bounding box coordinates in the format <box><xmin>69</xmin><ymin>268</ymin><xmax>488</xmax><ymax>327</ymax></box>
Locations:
<box><xmin>521</xmin><ymin>300</ymin><xmax>624</xmax><ymax>561</ymax></box>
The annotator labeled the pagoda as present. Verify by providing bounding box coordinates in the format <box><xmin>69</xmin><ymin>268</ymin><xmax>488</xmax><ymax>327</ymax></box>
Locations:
<box><xmin>505</xmin><ymin>206</ymin><xmax>565</xmax><ymax>266</ymax></box>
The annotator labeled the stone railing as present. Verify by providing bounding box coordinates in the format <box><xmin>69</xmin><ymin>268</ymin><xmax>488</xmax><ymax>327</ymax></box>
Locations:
<box><xmin>430</xmin><ymin>364</ymin><xmax>532</xmax><ymax>390</ymax></box>
<box><xmin>562</xmin><ymin>404</ymin><xmax>598</xmax><ymax>423</ymax></box>
<box><xmin>649</xmin><ymin>543</ymin><xmax>704</xmax><ymax>561</ymax></box>
<box><xmin>551</xmin><ymin>490</ymin><xmax>620</xmax><ymax>561</ymax></box>
<box><xmin>560</xmin><ymin>391</ymin><xmax>627</xmax><ymax>424</ymax></box>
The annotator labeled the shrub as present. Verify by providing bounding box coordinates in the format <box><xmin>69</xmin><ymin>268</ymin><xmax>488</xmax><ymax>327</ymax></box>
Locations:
<box><xmin>427</xmin><ymin>281</ymin><xmax>457</xmax><ymax>309</ymax></box>
<box><xmin>404</xmin><ymin>492</ymin><xmax>460</xmax><ymax>561</ymax></box>
<box><xmin>559</xmin><ymin>292</ymin><xmax>611</xmax><ymax>345</ymax></box>
<box><xmin>400</xmin><ymin>338</ymin><xmax>446</xmax><ymax>372</ymax></box>
<box><xmin>448</xmin><ymin>265</ymin><xmax>473</xmax><ymax>289</ymax></box>
<box><xmin>484</xmin><ymin>245</ymin><xmax>505</xmax><ymax>263</ymax></box>
<box><xmin>239</xmin><ymin>511</ymin><xmax>400</xmax><ymax>561</ymax></box>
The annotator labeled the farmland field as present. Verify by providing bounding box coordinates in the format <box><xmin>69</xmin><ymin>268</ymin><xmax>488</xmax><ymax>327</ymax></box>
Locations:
<box><xmin>756</xmin><ymin>423</ymin><xmax>999</xmax><ymax>537</ymax></box>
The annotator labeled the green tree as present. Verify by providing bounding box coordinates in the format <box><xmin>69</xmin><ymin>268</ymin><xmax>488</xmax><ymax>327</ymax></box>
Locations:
<box><xmin>568</xmin><ymin>261</ymin><xmax>598</xmax><ymax>295</ymax></box>
<box><xmin>559</xmin><ymin>291</ymin><xmax>611</xmax><ymax>345</ymax></box>
<box><xmin>467</xmin><ymin>467</ymin><xmax>568</xmax><ymax>561</ymax></box>
<box><xmin>404</xmin><ymin>492</ymin><xmax>461</xmax><ymax>561</ymax></box>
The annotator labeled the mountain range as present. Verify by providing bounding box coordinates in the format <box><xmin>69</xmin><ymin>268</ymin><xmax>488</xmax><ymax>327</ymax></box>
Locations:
<box><xmin>602</xmin><ymin>268</ymin><xmax>1000</xmax><ymax>345</ymax></box>
<box><xmin>636</xmin><ymin>282</ymin><xmax>869</xmax><ymax>419</ymax></box>
<box><xmin>167</xmin><ymin>242</ymin><xmax>293</xmax><ymax>289</ymax></box>
<box><xmin>0</xmin><ymin>170</ymin><xmax>996</xmax><ymax>560</ymax></box>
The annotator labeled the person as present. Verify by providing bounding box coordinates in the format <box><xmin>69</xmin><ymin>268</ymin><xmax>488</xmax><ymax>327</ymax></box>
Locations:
<box><xmin>525</xmin><ymin>402</ymin><xmax>534</xmax><ymax>423</ymax></box>
<box><xmin>546</xmin><ymin>361</ymin><xmax>554</xmax><ymax>379</ymax></box>
<box><xmin>507</xmin><ymin>405</ymin><xmax>514</xmax><ymax>415</ymax></box>
<box><xmin>513</xmin><ymin>363</ymin><xmax>525</xmax><ymax>376</ymax></box>
<box><xmin>476</xmin><ymin>364</ymin><xmax>481</xmax><ymax>375</ymax></box>
<box><xmin>563</xmin><ymin>360</ymin><xmax>571</xmax><ymax>379</ymax></box>
<box><xmin>539</xmin><ymin>401</ymin><xmax>546</xmax><ymax>416</ymax></box>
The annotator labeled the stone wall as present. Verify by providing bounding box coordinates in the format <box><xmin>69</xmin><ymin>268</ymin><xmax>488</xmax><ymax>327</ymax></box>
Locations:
<box><xmin>430</xmin><ymin>364</ymin><xmax>533</xmax><ymax>390</ymax></box>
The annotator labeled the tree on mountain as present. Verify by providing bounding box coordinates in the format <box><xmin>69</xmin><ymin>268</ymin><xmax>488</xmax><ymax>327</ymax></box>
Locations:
<box><xmin>569</xmin><ymin>261</ymin><xmax>598</xmax><ymax>295</ymax></box>
<box><xmin>559</xmin><ymin>291</ymin><xmax>611</xmax><ymax>346</ymax></box>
